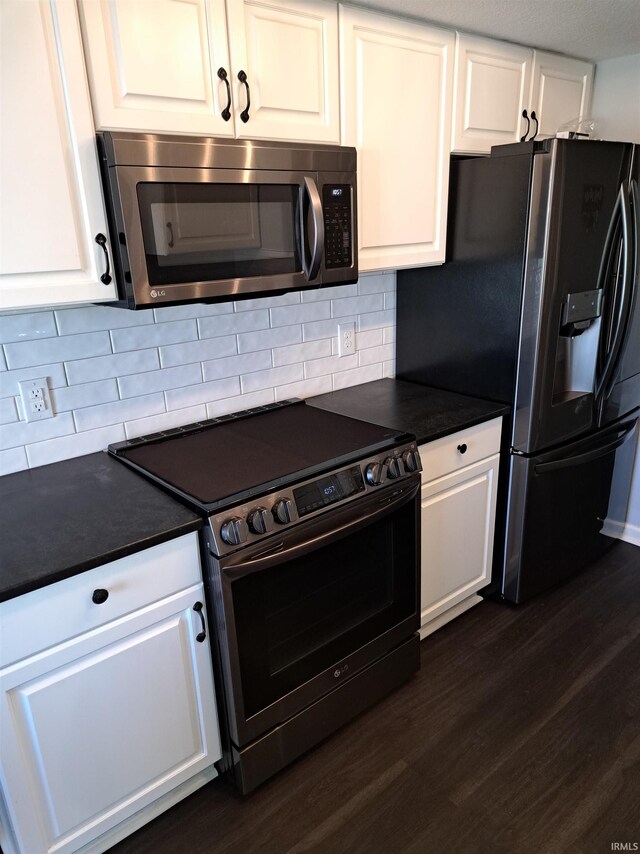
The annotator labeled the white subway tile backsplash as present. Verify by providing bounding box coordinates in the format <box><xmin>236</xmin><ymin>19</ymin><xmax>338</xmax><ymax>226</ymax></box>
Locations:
<box><xmin>240</xmin><ymin>364</ymin><xmax>303</xmax><ymax>394</ymax></box>
<box><xmin>331</xmin><ymin>294</ymin><xmax>384</xmax><ymax>318</ymax></box>
<box><xmin>65</xmin><ymin>349</ymin><xmax>160</xmax><ymax>384</ymax></box>
<box><xmin>165</xmin><ymin>376</ymin><xmax>241</xmax><ymax>410</ymax></box>
<box><xmin>74</xmin><ymin>393</ymin><xmax>166</xmax><ymax>432</ymax></box>
<box><xmin>51</xmin><ymin>379</ymin><xmax>120</xmax><ymax>413</ymax></box>
<box><xmin>274</xmin><ymin>375</ymin><xmax>332</xmax><ymax>402</ymax></box>
<box><xmin>358</xmin><ymin>309</ymin><xmax>395</xmax><ymax>331</ymax></box>
<box><xmin>237</xmin><ymin>325</ymin><xmax>301</xmax><ymax>354</ymax></box>
<box><xmin>270</xmin><ymin>301</ymin><xmax>330</xmax><ymax>328</ymax></box>
<box><xmin>0</xmin><ymin>412</ymin><xmax>75</xmax><ymax>449</ymax></box>
<box><xmin>359</xmin><ymin>343</ymin><xmax>394</xmax><ymax>366</ymax></box>
<box><xmin>206</xmin><ymin>388</ymin><xmax>275</xmax><ymax>418</ymax></box>
<box><xmin>1</xmin><ymin>275</ymin><xmax>397</xmax><ymax>471</ymax></box>
<box><xmin>332</xmin><ymin>363</ymin><xmax>383</xmax><ymax>391</ymax></box>
<box><xmin>202</xmin><ymin>350</ymin><xmax>272</xmax><ymax>382</ymax></box>
<box><xmin>0</xmin><ymin>397</ymin><xmax>18</xmax><ymax>425</ymax></box>
<box><xmin>0</xmin><ymin>446</ymin><xmax>28</xmax><ymax>475</ymax></box>
<box><xmin>118</xmin><ymin>364</ymin><xmax>202</xmax><ymax>399</ymax></box>
<box><xmin>305</xmin><ymin>353</ymin><xmax>358</xmax><ymax>379</ymax></box>
<box><xmin>0</xmin><ymin>363</ymin><xmax>68</xmax><ymax>397</ymax></box>
<box><xmin>26</xmin><ymin>425</ymin><xmax>126</xmax><ymax>468</ymax></box>
<box><xmin>111</xmin><ymin>319</ymin><xmax>197</xmax><ymax>353</ymax></box>
<box><xmin>357</xmin><ymin>272</ymin><xmax>395</xmax><ymax>294</ymax></box>
<box><xmin>0</xmin><ymin>311</ymin><xmax>57</xmax><ymax>344</ymax></box>
<box><xmin>302</xmin><ymin>284</ymin><xmax>358</xmax><ymax>302</ymax></box>
<box><xmin>4</xmin><ymin>331</ymin><xmax>111</xmax><ymax>369</ymax></box>
<box><xmin>55</xmin><ymin>306</ymin><xmax>154</xmax><ymax>335</ymax></box>
<box><xmin>272</xmin><ymin>339</ymin><xmax>331</xmax><ymax>367</ymax></box>
<box><xmin>198</xmin><ymin>310</ymin><xmax>270</xmax><ymax>339</ymax></box>
<box><xmin>384</xmin><ymin>360</ymin><xmax>395</xmax><ymax>377</ymax></box>
<box><xmin>153</xmin><ymin>303</ymin><xmax>234</xmax><ymax>322</ymax></box>
<box><xmin>125</xmin><ymin>404</ymin><xmax>208</xmax><ymax>439</ymax></box>
<box><xmin>159</xmin><ymin>335</ymin><xmax>236</xmax><ymax>368</ymax></box>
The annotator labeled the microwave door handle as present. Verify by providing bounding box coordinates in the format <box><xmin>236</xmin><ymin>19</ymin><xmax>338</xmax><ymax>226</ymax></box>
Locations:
<box><xmin>302</xmin><ymin>176</ymin><xmax>324</xmax><ymax>281</ymax></box>
<box><xmin>221</xmin><ymin>478</ymin><xmax>420</xmax><ymax>580</ymax></box>
<box><xmin>595</xmin><ymin>182</ymin><xmax>633</xmax><ymax>403</ymax></box>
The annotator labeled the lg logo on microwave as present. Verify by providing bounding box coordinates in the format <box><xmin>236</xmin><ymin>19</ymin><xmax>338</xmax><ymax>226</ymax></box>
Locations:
<box><xmin>150</xmin><ymin>289</ymin><xmax>167</xmax><ymax>298</ymax></box>
<box><xmin>334</xmin><ymin>664</ymin><xmax>349</xmax><ymax>679</ymax></box>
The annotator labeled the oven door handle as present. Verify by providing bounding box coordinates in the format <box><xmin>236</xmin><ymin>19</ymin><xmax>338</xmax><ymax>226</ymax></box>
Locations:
<box><xmin>220</xmin><ymin>478</ymin><xmax>420</xmax><ymax>580</ymax></box>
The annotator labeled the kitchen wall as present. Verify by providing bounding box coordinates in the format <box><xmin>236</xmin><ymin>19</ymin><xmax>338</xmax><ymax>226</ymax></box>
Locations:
<box><xmin>592</xmin><ymin>52</ymin><xmax>640</xmax><ymax>545</ymax></box>
<box><xmin>0</xmin><ymin>273</ymin><xmax>395</xmax><ymax>475</ymax></box>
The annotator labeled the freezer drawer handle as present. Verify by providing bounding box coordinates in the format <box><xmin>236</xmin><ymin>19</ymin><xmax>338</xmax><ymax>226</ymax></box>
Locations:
<box><xmin>534</xmin><ymin>421</ymin><xmax>637</xmax><ymax>474</ymax></box>
<box><xmin>457</xmin><ymin>443</ymin><xmax>468</xmax><ymax>455</ymax></box>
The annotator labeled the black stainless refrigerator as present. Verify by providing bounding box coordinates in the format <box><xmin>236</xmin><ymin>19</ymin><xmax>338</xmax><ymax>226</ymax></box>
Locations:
<box><xmin>397</xmin><ymin>138</ymin><xmax>640</xmax><ymax>603</ymax></box>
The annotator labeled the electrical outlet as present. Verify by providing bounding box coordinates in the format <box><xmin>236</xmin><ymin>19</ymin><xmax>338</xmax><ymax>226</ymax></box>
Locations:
<box><xmin>18</xmin><ymin>378</ymin><xmax>54</xmax><ymax>422</ymax></box>
<box><xmin>339</xmin><ymin>322</ymin><xmax>356</xmax><ymax>357</ymax></box>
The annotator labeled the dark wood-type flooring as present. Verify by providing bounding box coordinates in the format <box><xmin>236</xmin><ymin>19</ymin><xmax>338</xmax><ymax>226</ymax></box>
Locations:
<box><xmin>111</xmin><ymin>542</ymin><xmax>640</xmax><ymax>854</ymax></box>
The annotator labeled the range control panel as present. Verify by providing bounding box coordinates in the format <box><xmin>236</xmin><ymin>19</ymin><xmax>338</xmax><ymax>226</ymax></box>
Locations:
<box><xmin>208</xmin><ymin>442</ymin><xmax>422</xmax><ymax>557</ymax></box>
<box><xmin>323</xmin><ymin>185</ymin><xmax>352</xmax><ymax>269</ymax></box>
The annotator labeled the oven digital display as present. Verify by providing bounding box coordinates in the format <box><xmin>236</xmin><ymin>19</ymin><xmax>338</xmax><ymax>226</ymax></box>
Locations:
<box><xmin>294</xmin><ymin>466</ymin><xmax>365</xmax><ymax>516</ymax></box>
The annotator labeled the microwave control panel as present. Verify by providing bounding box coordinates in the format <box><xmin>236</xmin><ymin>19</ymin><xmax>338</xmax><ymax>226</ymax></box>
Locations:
<box><xmin>323</xmin><ymin>185</ymin><xmax>352</xmax><ymax>269</ymax></box>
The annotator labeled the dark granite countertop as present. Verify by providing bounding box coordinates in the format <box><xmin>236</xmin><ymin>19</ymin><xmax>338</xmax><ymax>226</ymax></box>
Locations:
<box><xmin>0</xmin><ymin>451</ymin><xmax>202</xmax><ymax>603</ymax></box>
<box><xmin>308</xmin><ymin>379</ymin><xmax>510</xmax><ymax>445</ymax></box>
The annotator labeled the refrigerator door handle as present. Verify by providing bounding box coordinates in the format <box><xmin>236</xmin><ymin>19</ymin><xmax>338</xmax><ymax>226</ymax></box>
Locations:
<box><xmin>534</xmin><ymin>418</ymin><xmax>637</xmax><ymax>474</ymax></box>
<box><xmin>594</xmin><ymin>181</ymin><xmax>633</xmax><ymax>402</ymax></box>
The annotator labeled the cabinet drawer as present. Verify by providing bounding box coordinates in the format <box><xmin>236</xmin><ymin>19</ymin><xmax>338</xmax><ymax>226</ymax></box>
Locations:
<box><xmin>419</xmin><ymin>417</ymin><xmax>502</xmax><ymax>483</ymax></box>
<box><xmin>0</xmin><ymin>533</ymin><xmax>202</xmax><ymax>668</ymax></box>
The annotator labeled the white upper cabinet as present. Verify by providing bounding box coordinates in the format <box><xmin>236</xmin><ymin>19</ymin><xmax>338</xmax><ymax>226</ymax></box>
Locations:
<box><xmin>0</xmin><ymin>0</ymin><xmax>117</xmax><ymax>310</ymax></box>
<box><xmin>226</xmin><ymin>0</ymin><xmax>340</xmax><ymax>143</ymax></box>
<box><xmin>451</xmin><ymin>36</ymin><xmax>593</xmax><ymax>154</ymax></box>
<box><xmin>79</xmin><ymin>0</ymin><xmax>340</xmax><ymax>143</ymax></box>
<box><xmin>79</xmin><ymin>0</ymin><xmax>235</xmax><ymax>136</ymax></box>
<box><xmin>529</xmin><ymin>50</ymin><xmax>593</xmax><ymax>139</ymax></box>
<box><xmin>340</xmin><ymin>6</ymin><xmax>454</xmax><ymax>272</ymax></box>
<box><xmin>452</xmin><ymin>33</ymin><xmax>532</xmax><ymax>154</ymax></box>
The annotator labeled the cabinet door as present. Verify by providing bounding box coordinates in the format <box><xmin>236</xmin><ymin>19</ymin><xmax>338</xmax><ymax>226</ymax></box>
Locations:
<box><xmin>0</xmin><ymin>585</ymin><xmax>220</xmax><ymax>854</ymax></box>
<box><xmin>529</xmin><ymin>51</ymin><xmax>593</xmax><ymax>139</ymax></box>
<box><xmin>452</xmin><ymin>33</ymin><xmax>532</xmax><ymax>154</ymax></box>
<box><xmin>226</xmin><ymin>0</ymin><xmax>340</xmax><ymax>143</ymax></box>
<box><xmin>0</xmin><ymin>0</ymin><xmax>117</xmax><ymax>310</ymax></box>
<box><xmin>78</xmin><ymin>0</ymin><xmax>234</xmax><ymax>135</ymax></box>
<box><xmin>340</xmin><ymin>7</ymin><xmax>454</xmax><ymax>272</ymax></box>
<box><xmin>420</xmin><ymin>454</ymin><xmax>499</xmax><ymax>631</ymax></box>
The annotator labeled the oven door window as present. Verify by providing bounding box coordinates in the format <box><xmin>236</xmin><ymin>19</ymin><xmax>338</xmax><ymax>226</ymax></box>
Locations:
<box><xmin>230</xmin><ymin>501</ymin><xmax>416</xmax><ymax>719</ymax></box>
<box><xmin>137</xmin><ymin>182</ymin><xmax>302</xmax><ymax>286</ymax></box>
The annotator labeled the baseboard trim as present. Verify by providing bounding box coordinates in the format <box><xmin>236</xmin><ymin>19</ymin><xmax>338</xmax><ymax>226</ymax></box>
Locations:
<box><xmin>601</xmin><ymin>518</ymin><xmax>640</xmax><ymax>547</ymax></box>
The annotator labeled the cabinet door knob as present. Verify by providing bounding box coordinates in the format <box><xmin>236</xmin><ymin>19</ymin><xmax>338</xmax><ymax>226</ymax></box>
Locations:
<box><xmin>457</xmin><ymin>443</ymin><xmax>468</xmax><ymax>455</ymax></box>
<box><xmin>92</xmin><ymin>588</ymin><xmax>109</xmax><ymax>605</ymax></box>
<box><xmin>217</xmin><ymin>67</ymin><xmax>232</xmax><ymax>121</ymax></box>
<box><xmin>520</xmin><ymin>109</ymin><xmax>530</xmax><ymax>142</ymax></box>
<box><xmin>238</xmin><ymin>70</ymin><xmax>251</xmax><ymax>123</ymax></box>
<box><xmin>193</xmin><ymin>601</ymin><xmax>207</xmax><ymax>643</ymax></box>
<box><xmin>94</xmin><ymin>233</ymin><xmax>112</xmax><ymax>285</ymax></box>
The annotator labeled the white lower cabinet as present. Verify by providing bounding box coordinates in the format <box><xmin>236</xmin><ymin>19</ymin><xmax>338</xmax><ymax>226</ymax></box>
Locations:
<box><xmin>0</xmin><ymin>534</ymin><xmax>221</xmax><ymax>854</ymax></box>
<box><xmin>419</xmin><ymin>418</ymin><xmax>501</xmax><ymax>638</ymax></box>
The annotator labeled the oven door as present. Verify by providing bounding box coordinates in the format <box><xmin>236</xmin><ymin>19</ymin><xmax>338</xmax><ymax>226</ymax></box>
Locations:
<box><xmin>210</xmin><ymin>476</ymin><xmax>420</xmax><ymax>748</ymax></box>
<box><xmin>112</xmin><ymin>166</ymin><xmax>327</xmax><ymax>306</ymax></box>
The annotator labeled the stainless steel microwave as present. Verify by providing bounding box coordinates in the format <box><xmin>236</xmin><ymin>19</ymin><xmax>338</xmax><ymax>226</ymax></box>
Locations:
<box><xmin>97</xmin><ymin>132</ymin><xmax>358</xmax><ymax>309</ymax></box>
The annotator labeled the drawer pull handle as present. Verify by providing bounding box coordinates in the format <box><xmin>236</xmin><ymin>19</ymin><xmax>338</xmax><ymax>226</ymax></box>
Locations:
<box><xmin>193</xmin><ymin>601</ymin><xmax>207</xmax><ymax>643</ymax></box>
<box><xmin>92</xmin><ymin>588</ymin><xmax>109</xmax><ymax>605</ymax></box>
<box><xmin>457</xmin><ymin>443</ymin><xmax>468</xmax><ymax>455</ymax></box>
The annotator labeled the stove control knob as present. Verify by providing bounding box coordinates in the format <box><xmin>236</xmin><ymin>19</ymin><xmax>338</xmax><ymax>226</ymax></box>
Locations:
<box><xmin>402</xmin><ymin>449</ymin><xmax>421</xmax><ymax>473</ymax></box>
<box><xmin>365</xmin><ymin>462</ymin><xmax>384</xmax><ymax>486</ymax></box>
<box><xmin>385</xmin><ymin>456</ymin><xmax>402</xmax><ymax>479</ymax></box>
<box><xmin>220</xmin><ymin>517</ymin><xmax>249</xmax><ymax>546</ymax></box>
<box><xmin>248</xmin><ymin>507</ymin><xmax>274</xmax><ymax>535</ymax></box>
<box><xmin>273</xmin><ymin>498</ymin><xmax>298</xmax><ymax>525</ymax></box>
